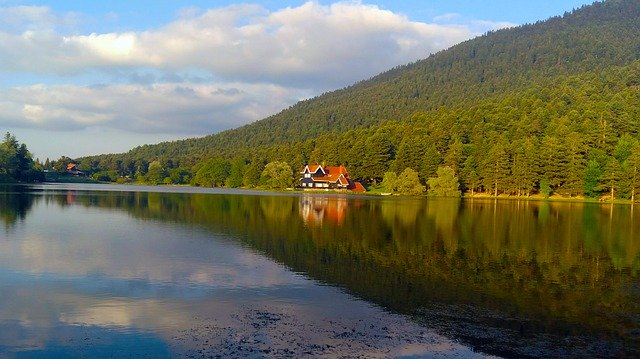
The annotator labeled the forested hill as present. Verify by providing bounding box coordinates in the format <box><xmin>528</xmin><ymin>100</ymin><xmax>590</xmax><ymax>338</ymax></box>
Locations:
<box><xmin>69</xmin><ymin>0</ymin><xmax>640</xmax><ymax>200</ymax></box>
<box><xmin>119</xmin><ymin>0</ymin><xmax>639</xmax><ymax>158</ymax></box>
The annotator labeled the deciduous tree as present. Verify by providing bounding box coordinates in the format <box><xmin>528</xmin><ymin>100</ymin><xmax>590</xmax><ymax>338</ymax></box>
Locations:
<box><xmin>427</xmin><ymin>166</ymin><xmax>461</xmax><ymax>197</ymax></box>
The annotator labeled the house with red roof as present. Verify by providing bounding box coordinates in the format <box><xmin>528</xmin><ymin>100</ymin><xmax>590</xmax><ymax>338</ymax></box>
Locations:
<box><xmin>66</xmin><ymin>163</ymin><xmax>85</xmax><ymax>176</ymax></box>
<box><xmin>299</xmin><ymin>164</ymin><xmax>366</xmax><ymax>192</ymax></box>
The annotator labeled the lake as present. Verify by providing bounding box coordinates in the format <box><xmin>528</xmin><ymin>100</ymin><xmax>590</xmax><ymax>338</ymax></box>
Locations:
<box><xmin>0</xmin><ymin>184</ymin><xmax>638</xmax><ymax>358</ymax></box>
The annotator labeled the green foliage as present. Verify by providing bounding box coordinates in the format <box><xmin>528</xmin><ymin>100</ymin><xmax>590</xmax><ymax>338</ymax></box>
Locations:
<box><xmin>421</xmin><ymin>145</ymin><xmax>442</xmax><ymax>181</ymax></box>
<box><xmin>381</xmin><ymin>172</ymin><xmax>397</xmax><ymax>193</ymax></box>
<box><xmin>225</xmin><ymin>158</ymin><xmax>246</xmax><ymax>188</ymax></box>
<box><xmin>192</xmin><ymin>158</ymin><xmax>231</xmax><ymax>187</ymax></box>
<box><xmin>627</xmin><ymin>143</ymin><xmax>640</xmax><ymax>202</ymax></box>
<box><xmin>260</xmin><ymin>161</ymin><xmax>293</xmax><ymax>189</ymax></box>
<box><xmin>539</xmin><ymin>178</ymin><xmax>552</xmax><ymax>198</ymax></box>
<box><xmin>460</xmin><ymin>155</ymin><xmax>480</xmax><ymax>195</ymax></box>
<box><xmin>145</xmin><ymin>160</ymin><xmax>167</xmax><ymax>185</ymax></box>
<box><xmin>583</xmin><ymin>160</ymin><xmax>602</xmax><ymax>198</ymax></box>
<box><xmin>396</xmin><ymin>168</ymin><xmax>425</xmax><ymax>196</ymax></box>
<box><xmin>92</xmin><ymin>171</ymin><xmax>117</xmax><ymax>182</ymax></box>
<box><xmin>0</xmin><ymin>133</ymin><xmax>43</xmax><ymax>182</ymax></box>
<box><xmin>482</xmin><ymin>137</ymin><xmax>510</xmax><ymax>196</ymax></box>
<box><xmin>243</xmin><ymin>158</ymin><xmax>264</xmax><ymax>188</ymax></box>
<box><xmin>427</xmin><ymin>166</ymin><xmax>461</xmax><ymax>197</ymax></box>
<box><xmin>598</xmin><ymin>157</ymin><xmax>623</xmax><ymax>200</ymax></box>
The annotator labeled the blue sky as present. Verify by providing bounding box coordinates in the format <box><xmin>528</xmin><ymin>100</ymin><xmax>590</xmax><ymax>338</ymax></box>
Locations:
<box><xmin>0</xmin><ymin>1</ymin><xmax>595</xmax><ymax>160</ymax></box>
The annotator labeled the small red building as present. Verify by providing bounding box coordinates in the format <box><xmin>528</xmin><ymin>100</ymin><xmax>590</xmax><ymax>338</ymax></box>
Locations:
<box><xmin>66</xmin><ymin>163</ymin><xmax>84</xmax><ymax>176</ymax></box>
<box><xmin>299</xmin><ymin>164</ymin><xmax>365</xmax><ymax>192</ymax></box>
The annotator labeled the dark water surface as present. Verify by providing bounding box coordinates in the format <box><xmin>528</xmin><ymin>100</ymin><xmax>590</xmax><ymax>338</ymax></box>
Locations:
<box><xmin>0</xmin><ymin>184</ymin><xmax>638</xmax><ymax>358</ymax></box>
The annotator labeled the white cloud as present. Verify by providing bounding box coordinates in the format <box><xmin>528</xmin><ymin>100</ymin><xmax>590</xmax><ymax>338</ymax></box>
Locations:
<box><xmin>0</xmin><ymin>2</ymin><xmax>515</xmax><ymax>157</ymax></box>
<box><xmin>0</xmin><ymin>2</ymin><xmax>506</xmax><ymax>86</ymax></box>
<box><xmin>0</xmin><ymin>82</ymin><xmax>301</xmax><ymax>134</ymax></box>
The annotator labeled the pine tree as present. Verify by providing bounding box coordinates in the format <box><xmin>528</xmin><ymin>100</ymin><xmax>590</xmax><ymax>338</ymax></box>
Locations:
<box><xmin>510</xmin><ymin>138</ymin><xmax>538</xmax><ymax>196</ymax></box>
<box><xmin>482</xmin><ymin>138</ymin><xmax>510</xmax><ymax>196</ymax></box>
<box><xmin>443</xmin><ymin>137</ymin><xmax>465</xmax><ymax>175</ymax></box>
<box><xmin>626</xmin><ymin>142</ymin><xmax>640</xmax><ymax>202</ymax></box>
<box><xmin>461</xmin><ymin>154</ymin><xmax>481</xmax><ymax>196</ymax></box>
<box><xmin>393</xmin><ymin>137</ymin><xmax>427</xmax><ymax>174</ymax></box>
<box><xmin>421</xmin><ymin>144</ymin><xmax>442</xmax><ymax>182</ymax></box>
<box><xmin>583</xmin><ymin>159</ymin><xmax>602</xmax><ymax>198</ymax></box>
<box><xmin>539</xmin><ymin>135</ymin><xmax>567</xmax><ymax>192</ymax></box>
<box><xmin>563</xmin><ymin>132</ymin><xmax>586</xmax><ymax>196</ymax></box>
<box><xmin>599</xmin><ymin>157</ymin><xmax>623</xmax><ymax>201</ymax></box>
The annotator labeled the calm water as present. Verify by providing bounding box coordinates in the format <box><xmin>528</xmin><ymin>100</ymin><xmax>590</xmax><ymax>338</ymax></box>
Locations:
<box><xmin>0</xmin><ymin>184</ymin><xmax>638</xmax><ymax>358</ymax></box>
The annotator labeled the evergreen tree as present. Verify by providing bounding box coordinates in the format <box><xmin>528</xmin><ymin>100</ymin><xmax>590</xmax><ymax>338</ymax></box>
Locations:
<box><xmin>563</xmin><ymin>132</ymin><xmax>586</xmax><ymax>196</ymax></box>
<box><xmin>0</xmin><ymin>133</ymin><xmax>42</xmax><ymax>182</ymax></box>
<box><xmin>510</xmin><ymin>138</ymin><xmax>538</xmax><ymax>196</ymax></box>
<box><xmin>482</xmin><ymin>138</ymin><xmax>510</xmax><ymax>196</ymax></box>
<box><xmin>598</xmin><ymin>157</ymin><xmax>623</xmax><ymax>201</ymax></box>
<box><xmin>359</xmin><ymin>131</ymin><xmax>394</xmax><ymax>184</ymax></box>
<box><xmin>461</xmin><ymin>155</ymin><xmax>481</xmax><ymax>196</ymax></box>
<box><xmin>625</xmin><ymin>142</ymin><xmax>640</xmax><ymax>202</ymax></box>
<box><xmin>443</xmin><ymin>137</ymin><xmax>465</xmax><ymax>175</ymax></box>
<box><xmin>583</xmin><ymin>159</ymin><xmax>603</xmax><ymax>198</ymax></box>
<box><xmin>539</xmin><ymin>135</ymin><xmax>567</xmax><ymax>191</ymax></box>
<box><xmin>421</xmin><ymin>144</ymin><xmax>442</xmax><ymax>182</ymax></box>
<box><xmin>393</xmin><ymin>137</ymin><xmax>426</xmax><ymax>174</ymax></box>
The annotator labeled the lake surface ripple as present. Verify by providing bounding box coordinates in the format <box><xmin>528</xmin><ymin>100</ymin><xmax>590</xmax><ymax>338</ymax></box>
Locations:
<box><xmin>0</xmin><ymin>184</ymin><xmax>638</xmax><ymax>358</ymax></box>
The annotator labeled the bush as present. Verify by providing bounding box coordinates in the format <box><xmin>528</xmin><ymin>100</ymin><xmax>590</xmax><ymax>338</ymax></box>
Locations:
<box><xmin>427</xmin><ymin>166</ymin><xmax>461</xmax><ymax>197</ymax></box>
<box><xmin>396</xmin><ymin>168</ymin><xmax>425</xmax><ymax>195</ymax></box>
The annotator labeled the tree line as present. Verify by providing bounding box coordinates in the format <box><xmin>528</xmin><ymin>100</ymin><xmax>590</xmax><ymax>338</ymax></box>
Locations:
<box><xmin>67</xmin><ymin>59</ymin><xmax>640</xmax><ymax>200</ymax></box>
<box><xmin>0</xmin><ymin>133</ymin><xmax>43</xmax><ymax>183</ymax></box>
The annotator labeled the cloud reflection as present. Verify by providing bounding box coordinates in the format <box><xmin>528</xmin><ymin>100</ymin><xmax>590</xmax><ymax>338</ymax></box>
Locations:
<box><xmin>0</xmin><ymin>192</ymin><xmax>484</xmax><ymax>357</ymax></box>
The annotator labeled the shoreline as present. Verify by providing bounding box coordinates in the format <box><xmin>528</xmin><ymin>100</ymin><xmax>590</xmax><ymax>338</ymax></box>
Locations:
<box><xmin>8</xmin><ymin>181</ymin><xmax>640</xmax><ymax>205</ymax></box>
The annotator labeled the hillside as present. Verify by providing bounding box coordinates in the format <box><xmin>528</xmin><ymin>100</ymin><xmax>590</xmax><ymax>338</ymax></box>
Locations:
<box><xmin>71</xmin><ymin>0</ymin><xmax>640</xmax><ymax>199</ymax></box>
<box><xmin>119</xmin><ymin>0</ymin><xmax>639</xmax><ymax>157</ymax></box>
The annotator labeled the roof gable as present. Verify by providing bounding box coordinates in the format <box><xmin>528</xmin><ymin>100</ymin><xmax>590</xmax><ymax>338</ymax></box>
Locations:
<box><xmin>302</xmin><ymin>164</ymin><xmax>326</xmax><ymax>175</ymax></box>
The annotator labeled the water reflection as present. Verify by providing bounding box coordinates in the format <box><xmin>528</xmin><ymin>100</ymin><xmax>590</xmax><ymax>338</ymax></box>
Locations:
<box><xmin>0</xmin><ymin>185</ymin><xmax>639</xmax><ymax>357</ymax></box>
<box><xmin>300</xmin><ymin>195</ymin><xmax>349</xmax><ymax>226</ymax></box>
<box><xmin>1</xmin><ymin>186</ymin><xmax>487</xmax><ymax>358</ymax></box>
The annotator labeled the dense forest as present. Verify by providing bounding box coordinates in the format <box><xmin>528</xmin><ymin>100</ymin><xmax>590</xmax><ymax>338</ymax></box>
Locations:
<box><xmin>0</xmin><ymin>133</ymin><xmax>43</xmax><ymax>183</ymax></box>
<box><xmin>64</xmin><ymin>0</ymin><xmax>640</xmax><ymax>200</ymax></box>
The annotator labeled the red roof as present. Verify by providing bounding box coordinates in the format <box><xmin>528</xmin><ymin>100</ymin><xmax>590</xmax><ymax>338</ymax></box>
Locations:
<box><xmin>304</xmin><ymin>165</ymin><xmax>350</xmax><ymax>184</ymax></box>
<box><xmin>352</xmin><ymin>182</ymin><xmax>366</xmax><ymax>193</ymax></box>
<box><xmin>305</xmin><ymin>164</ymin><xmax>324</xmax><ymax>174</ymax></box>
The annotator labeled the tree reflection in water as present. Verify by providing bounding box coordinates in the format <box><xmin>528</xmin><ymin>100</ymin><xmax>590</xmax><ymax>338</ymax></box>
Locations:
<box><xmin>1</xmin><ymin>186</ymin><xmax>638</xmax><ymax>357</ymax></box>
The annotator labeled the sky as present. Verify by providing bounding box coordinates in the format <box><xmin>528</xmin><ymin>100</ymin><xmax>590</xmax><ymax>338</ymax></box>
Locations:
<box><xmin>0</xmin><ymin>1</ymin><xmax>596</xmax><ymax>160</ymax></box>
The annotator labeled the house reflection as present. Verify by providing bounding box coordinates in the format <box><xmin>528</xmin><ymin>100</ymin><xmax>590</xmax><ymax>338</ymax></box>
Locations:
<box><xmin>66</xmin><ymin>191</ymin><xmax>77</xmax><ymax>205</ymax></box>
<box><xmin>299</xmin><ymin>196</ymin><xmax>348</xmax><ymax>226</ymax></box>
